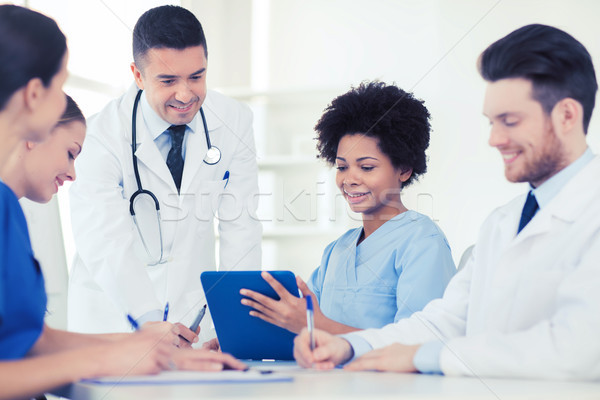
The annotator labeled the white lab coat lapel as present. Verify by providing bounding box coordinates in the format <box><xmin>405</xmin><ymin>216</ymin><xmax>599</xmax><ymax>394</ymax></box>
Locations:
<box><xmin>508</xmin><ymin>157</ymin><xmax>600</xmax><ymax>249</ymax></box>
<box><xmin>509</xmin><ymin>200</ymin><xmax>552</xmax><ymax>247</ymax></box>
<box><xmin>128</xmin><ymin>90</ymin><xmax>177</xmax><ymax>192</ymax></box>
<box><xmin>180</xmin><ymin>123</ymin><xmax>208</xmax><ymax>195</ymax></box>
<box><xmin>134</xmin><ymin>128</ymin><xmax>175</xmax><ymax>191</ymax></box>
<box><xmin>180</xmin><ymin>94</ymin><xmax>224</xmax><ymax>194</ymax></box>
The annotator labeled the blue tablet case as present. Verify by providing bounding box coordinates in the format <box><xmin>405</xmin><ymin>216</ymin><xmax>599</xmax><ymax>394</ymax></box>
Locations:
<box><xmin>200</xmin><ymin>271</ymin><xmax>300</xmax><ymax>360</ymax></box>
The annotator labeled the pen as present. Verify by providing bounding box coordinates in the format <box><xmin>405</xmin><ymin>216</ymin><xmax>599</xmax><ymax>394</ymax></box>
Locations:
<box><xmin>189</xmin><ymin>304</ymin><xmax>207</xmax><ymax>332</ymax></box>
<box><xmin>179</xmin><ymin>304</ymin><xmax>207</xmax><ymax>344</ymax></box>
<box><xmin>306</xmin><ymin>295</ymin><xmax>315</xmax><ymax>351</ymax></box>
<box><xmin>223</xmin><ymin>170</ymin><xmax>229</xmax><ymax>189</ymax></box>
<box><xmin>127</xmin><ymin>314</ymin><xmax>140</xmax><ymax>331</ymax></box>
<box><xmin>163</xmin><ymin>302</ymin><xmax>169</xmax><ymax>321</ymax></box>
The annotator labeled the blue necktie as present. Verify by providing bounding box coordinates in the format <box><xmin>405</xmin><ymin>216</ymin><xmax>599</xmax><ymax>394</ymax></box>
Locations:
<box><xmin>166</xmin><ymin>125</ymin><xmax>186</xmax><ymax>193</ymax></box>
<box><xmin>517</xmin><ymin>191</ymin><xmax>539</xmax><ymax>234</ymax></box>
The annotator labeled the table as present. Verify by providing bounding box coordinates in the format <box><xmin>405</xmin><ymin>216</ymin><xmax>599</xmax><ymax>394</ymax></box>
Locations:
<box><xmin>57</xmin><ymin>361</ymin><xmax>600</xmax><ymax>400</ymax></box>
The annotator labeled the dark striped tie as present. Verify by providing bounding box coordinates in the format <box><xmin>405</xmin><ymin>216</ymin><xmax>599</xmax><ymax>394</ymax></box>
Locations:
<box><xmin>517</xmin><ymin>191</ymin><xmax>539</xmax><ymax>234</ymax></box>
<box><xmin>166</xmin><ymin>125</ymin><xmax>186</xmax><ymax>193</ymax></box>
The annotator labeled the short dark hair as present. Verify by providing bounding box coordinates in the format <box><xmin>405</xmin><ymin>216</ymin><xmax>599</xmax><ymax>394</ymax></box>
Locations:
<box><xmin>0</xmin><ymin>5</ymin><xmax>67</xmax><ymax>111</ymax></box>
<box><xmin>132</xmin><ymin>5</ymin><xmax>207</xmax><ymax>68</ymax></box>
<box><xmin>56</xmin><ymin>95</ymin><xmax>85</xmax><ymax>128</ymax></box>
<box><xmin>315</xmin><ymin>81</ymin><xmax>431</xmax><ymax>187</ymax></box>
<box><xmin>479</xmin><ymin>24</ymin><xmax>598</xmax><ymax>133</ymax></box>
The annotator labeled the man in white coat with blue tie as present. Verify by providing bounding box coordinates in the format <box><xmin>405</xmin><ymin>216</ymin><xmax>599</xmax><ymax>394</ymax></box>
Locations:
<box><xmin>68</xmin><ymin>5</ymin><xmax>261</xmax><ymax>340</ymax></box>
<box><xmin>294</xmin><ymin>24</ymin><xmax>600</xmax><ymax>380</ymax></box>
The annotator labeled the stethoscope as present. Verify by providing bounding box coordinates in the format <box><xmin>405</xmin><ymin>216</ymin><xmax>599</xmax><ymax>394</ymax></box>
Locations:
<box><xmin>129</xmin><ymin>89</ymin><xmax>221</xmax><ymax>265</ymax></box>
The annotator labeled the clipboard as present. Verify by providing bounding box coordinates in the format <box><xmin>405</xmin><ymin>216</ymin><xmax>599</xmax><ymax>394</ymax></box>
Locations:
<box><xmin>201</xmin><ymin>271</ymin><xmax>300</xmax><ymax>360</ymax></box>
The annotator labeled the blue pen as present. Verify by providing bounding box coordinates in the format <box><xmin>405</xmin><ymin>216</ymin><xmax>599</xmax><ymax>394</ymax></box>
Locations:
<box><xmin>163</xmin><ymin>302</ymin><xmax>169</xmax><ymax>321</ymax></box>
<box><xmin>306</xmin><ymin>295</ymin><xmax>315</xmax><ymax>351</ymax></box>
<box><xmin>127</xmin><ymin>314</ymin><xmax>140</xmax><ymax>331</ymax></box>
<box><xmin>223</xmin><ymin>170</ymin><xmax>230</xmax><ymax>189</ymax></box>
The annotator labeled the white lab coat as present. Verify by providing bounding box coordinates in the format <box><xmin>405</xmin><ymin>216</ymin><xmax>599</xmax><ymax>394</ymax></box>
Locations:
<box><xmin>355</xmin><ymin>156</ymin><xmax>600</xmax><ymax>380</ymax></box>
<box><xmin>68</xmin><ymin>84</ymin><xmax>262</xmax><ymax>337</ymax></box>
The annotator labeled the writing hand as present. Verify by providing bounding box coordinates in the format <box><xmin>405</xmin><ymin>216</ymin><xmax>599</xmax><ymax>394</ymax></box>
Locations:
<box><xmin>141</xmin><ymin>321</ymin><xmax>198</xmax><ymax>348</ymax></box>
<box><xmin>293</xmin><ymin>327</ymin><xmax>353</xmax><ymax>369</ymax></box>
<box><xmin>202</xmin><ymin>337</ymin><xmax>220</xmax><ymax>352</ymax></box>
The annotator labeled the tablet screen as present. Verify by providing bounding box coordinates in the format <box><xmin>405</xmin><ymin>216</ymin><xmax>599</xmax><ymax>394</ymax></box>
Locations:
<box><xmin>201</xmin><ymin>270</ymin><xmax>300</xmax><ymax>360</ymax></box>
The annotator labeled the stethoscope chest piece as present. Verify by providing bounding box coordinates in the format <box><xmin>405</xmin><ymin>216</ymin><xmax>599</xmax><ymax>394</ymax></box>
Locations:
<box><xmin>204</xmin><ymin>146</ymin><xmax>221</xmax><ymax>165</ymax></box>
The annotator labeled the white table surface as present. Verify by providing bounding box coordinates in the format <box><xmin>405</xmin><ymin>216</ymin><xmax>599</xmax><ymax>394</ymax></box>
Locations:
<box><xmin>59</xmin><ymin>361</ymin><xmax>600</xmax><ymax>400</ymax></box>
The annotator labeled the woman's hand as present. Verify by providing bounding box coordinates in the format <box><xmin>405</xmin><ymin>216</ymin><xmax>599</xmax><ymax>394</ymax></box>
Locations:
<box><xmin>171</xmin><ymin>348</ymin><xmax>246</xmax><ymax>371</ymax></box>
<box><xmin>240</xmin><ymin>272</ymin><xmax>321</xmax><ymax>334</ymax></box>
<box><xmin>202</xmin><ymin>337</ymin><xmax>220</xmax><ymax>352</ymax></box>
<box><xmin>172</xmin><ymin>323</ymin><xmax>199</xmax><ymax>348</ymax></box>
<box><xmin>88</xmin><ymin>329</ymin><xmax>175</xmax><ymax>377</ymax></box>
<box><xmin>141</xmin><ymin>321</ymin><xmax>199</xmax><ymax>348</ymax></box>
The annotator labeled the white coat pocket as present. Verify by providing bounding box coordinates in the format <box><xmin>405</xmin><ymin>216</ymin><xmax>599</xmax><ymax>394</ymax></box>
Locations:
<box><xmin>191</xmin><ymin>180</ymin><xmax>226</xmax><ymax>223</ymax></box>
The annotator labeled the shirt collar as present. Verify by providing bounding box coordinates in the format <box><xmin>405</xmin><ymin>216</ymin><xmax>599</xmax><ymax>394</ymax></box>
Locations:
<box><xmin>140</xmin><ymin>91</ymin><xmax>199</xmax><ymax>140</ymax></box>
<box><xmin>532</xmin><ymin>147</ymin><xmax>594</xmax><ymax>209</ymax></box>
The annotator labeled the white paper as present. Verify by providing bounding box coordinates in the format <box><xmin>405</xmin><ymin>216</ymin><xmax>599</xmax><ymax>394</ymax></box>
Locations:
<box><xmin>81</xmin><ymin>370</ymin><xmax>293</xmax><ymax>385</ymax></box>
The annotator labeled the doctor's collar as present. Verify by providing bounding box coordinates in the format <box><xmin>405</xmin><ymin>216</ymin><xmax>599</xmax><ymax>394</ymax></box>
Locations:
<box><xmin>530</xmin><ymin>147</ymin><xmax>594</xmax><ymax>210</ymax></box>
<box><xmin>139</xmin><ymin>90</ymin><xmax>199</xmax><ymax>141</ymax></box>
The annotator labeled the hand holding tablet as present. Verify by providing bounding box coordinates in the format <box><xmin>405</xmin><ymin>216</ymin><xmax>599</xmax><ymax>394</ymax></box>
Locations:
<box><xmin>201</xmin><ymin>271</ymin><xmax>300</xmax><ymax>360</ymax></box>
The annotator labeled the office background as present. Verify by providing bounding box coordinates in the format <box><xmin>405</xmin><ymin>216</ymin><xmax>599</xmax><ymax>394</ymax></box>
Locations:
<box><xmin>14</xmin><ymin>0</ymin><xmax>600</xmax><ymax>329</ymax></box>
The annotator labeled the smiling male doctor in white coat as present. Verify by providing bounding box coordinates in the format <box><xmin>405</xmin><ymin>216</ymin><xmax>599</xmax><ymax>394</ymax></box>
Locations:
<box><xmin>294</xmin><ymin>24</ymin><xmax>600</xmax><ymax>380</ymax></box>
<box><xmin>68</xmin><ymin>5</ymin><xmax>261</xmax><ymax>340</ymax></box>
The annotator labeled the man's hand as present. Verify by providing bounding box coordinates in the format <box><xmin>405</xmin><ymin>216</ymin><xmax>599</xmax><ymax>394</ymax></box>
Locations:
<box><xmin>344</xmin><ymin>343</ymin><xmax>420</xmax><ymax>372</ymax></box>
<box><xmin>293</xmin><ymin>328</ymin><xmax>353</xmax><ymax>369</ymax></box>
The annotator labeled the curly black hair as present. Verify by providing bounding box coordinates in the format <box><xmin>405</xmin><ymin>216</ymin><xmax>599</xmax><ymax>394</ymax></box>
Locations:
<box><xmin>315</xmin><ymin>81</ymin><xmax>430</xmax><ymax>187</ymax></box>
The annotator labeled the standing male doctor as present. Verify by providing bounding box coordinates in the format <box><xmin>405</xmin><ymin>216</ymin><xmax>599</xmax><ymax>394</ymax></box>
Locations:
<box><xmin>68</xmin><ymin>5</ymin><xmax>261</xmax><ymax>339</ymax></box>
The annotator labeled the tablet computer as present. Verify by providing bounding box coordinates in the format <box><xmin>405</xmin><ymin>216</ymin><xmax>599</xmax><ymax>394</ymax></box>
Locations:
<box><xmin>200</xmin><ymin>270</ymin><xmax>300</xmax><ymax>360</ymax></box>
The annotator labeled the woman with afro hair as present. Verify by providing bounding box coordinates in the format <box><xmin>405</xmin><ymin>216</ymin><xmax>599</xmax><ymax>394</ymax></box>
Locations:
<box><xmin>241</xmin><ymin>81</ymin><xmax>456</xmax><ymax>335</ymax></box>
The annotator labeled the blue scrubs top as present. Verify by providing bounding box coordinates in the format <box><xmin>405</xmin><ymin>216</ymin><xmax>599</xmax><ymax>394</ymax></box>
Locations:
<box><xmin>0</xmin><ymin>181</ymin><xmax>46</xmax><ymax>359</ymax></box>
<box><xmin>308</xmin><ymin>211</ymin><xmax>456</xmax><ymax>329</ymax></box>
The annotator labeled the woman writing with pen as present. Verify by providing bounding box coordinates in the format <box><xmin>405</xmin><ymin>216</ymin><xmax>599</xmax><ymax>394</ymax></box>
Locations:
<box><xmin>0</xmin><ymin>6</ymin><xmax>244</xmax><ymax>399</ymax></box>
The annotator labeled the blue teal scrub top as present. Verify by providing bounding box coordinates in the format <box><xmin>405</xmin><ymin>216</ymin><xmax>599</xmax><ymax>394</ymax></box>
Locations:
<box><xmin>308</xmin><ymin>210</ymin><xmax>456</xmax><ymax>330</ymax></box>
<box><xmin>0</xmin><ymin>181</ymin><xmax>46</xmax><ymax>359</ymax></box>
